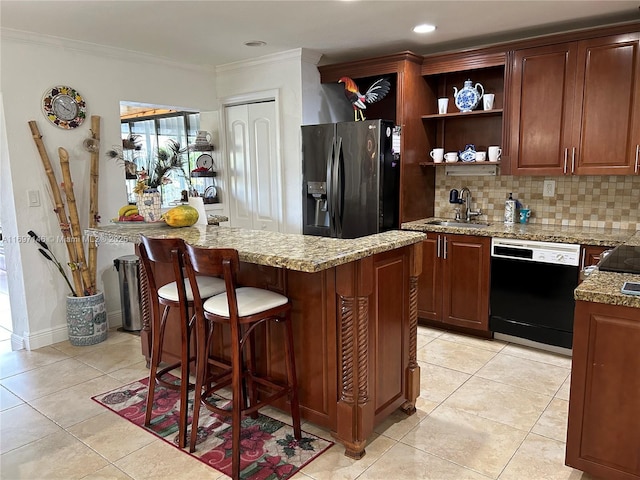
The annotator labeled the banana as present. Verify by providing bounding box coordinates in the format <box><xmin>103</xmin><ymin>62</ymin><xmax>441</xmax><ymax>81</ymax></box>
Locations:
<box><xmin>118</xmin><ymin>205</ymin><xmax>139</xmax><ymax>217</ymax></box>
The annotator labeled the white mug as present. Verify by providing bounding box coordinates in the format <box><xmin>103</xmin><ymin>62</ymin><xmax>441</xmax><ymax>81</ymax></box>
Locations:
<box><xmin>483</xmin><ymin>93</ymin><xmax>495</xmax><ymax>111</ymax></box>
<box><xmin>195</xmin><ymin>130</ymin><xmax>211</xmax><ymax>145</ymax></box>
<box><xmin>475</xmin><ymin>151</ymin><xmax>487</xmax><ymax>162</ymax></box>
<box><xmin>488</xmin><ymin>146</ymin><xmax>502</xmax><ymax>162</ymax></box>
<box><xmin>438</xmin><ymin>98</ymin><xmax>449</xmax><ymax>114</ymax></box>
<box><xmin>430</xmin><ymin>148</ymin><xmax>444</xmax><ymax>163</ymax></box>
<box><xmin>444</xmin><ymin>152</ymin><xmax>458</xmax><ymax>163</ymax></box>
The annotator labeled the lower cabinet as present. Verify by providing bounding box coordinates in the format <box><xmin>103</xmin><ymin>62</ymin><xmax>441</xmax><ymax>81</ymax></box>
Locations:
<box><xmin>417</xmin><ymin>232</ymin><xmax>490</xmax><ymax>333</ymax></box>
<box><xmin>566</xmin><ymin>300</ymin><xmax>640</xmax><ymax>480</ymax></box>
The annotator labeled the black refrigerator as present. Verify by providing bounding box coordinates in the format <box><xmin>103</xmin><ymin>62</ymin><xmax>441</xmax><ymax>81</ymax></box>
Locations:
<box><xmin>302</xmin><ymin>119</ymin><xmax>400</xmax><ymax>239</ymax></box>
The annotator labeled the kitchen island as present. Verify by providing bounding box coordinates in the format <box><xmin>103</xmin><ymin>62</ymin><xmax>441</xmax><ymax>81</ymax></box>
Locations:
<box><xmin>88</xmin><ymin>224</ymin><xmax>426</xmax><ymax>459</ymax></box>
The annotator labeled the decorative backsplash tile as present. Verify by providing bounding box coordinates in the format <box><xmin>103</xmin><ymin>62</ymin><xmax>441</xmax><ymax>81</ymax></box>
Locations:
<box><xmin>434</xmin><ymin>171</ymin><xmax>640</xmax><ymax>231</ymax></box>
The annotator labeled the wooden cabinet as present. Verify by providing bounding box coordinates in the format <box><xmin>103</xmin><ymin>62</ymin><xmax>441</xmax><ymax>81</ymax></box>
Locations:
<box><xmin>417</xmin><ymin>232</ymin><xmax>490</xmax><ymax>333</ymax></box>
<box><xmin>508</xmin><ymin>33</ymin><xmax>640</xmax><ymax>176</ymax></box>
<box><xmin>420</xmin><ymin>52</ymin><xmax>506</xmax><ymax>169</ymax></box>
<box><xmin>581</xmin><ymin>245</ymin><xmax>611</xmax><ymax>270</ymax></box>
<box><xmin>318</xmin><ymin>53</ymin><xmax>436</xmax><ymax>224</ymax></box>
<box><xmin>566</xmin><ymin>300</ymin><xmax>640</xmax><ymax>480</ymax></box>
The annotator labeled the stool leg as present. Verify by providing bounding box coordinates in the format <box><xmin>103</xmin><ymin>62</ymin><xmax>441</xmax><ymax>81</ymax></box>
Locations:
<box><xmin>177</xmin><ymin>302</ymin><xmax>190</xmax><ymax>448</ymax></box>
<box><xmin>145</xmin><ymin>304</ymin><xmax>169</xmax><ymax>427</ymax></box>
<box><xmin>282</xmin><ymin>312</ymin><xmax>302</xmax><ymax>439</ymax></box>
<box><xmin>244</xmin><ymin>326</ymin><xmax>259</xmax><ymax>418</ymax></box>
<box><xmin>189</xmin><ymin>315</ymin><xmax>208</xmax><ymax>453</ymax></box>
<box><xmin>231</xmin><ymin>321</ymin><xmax>243</xmax><ymax>480</ymax></box>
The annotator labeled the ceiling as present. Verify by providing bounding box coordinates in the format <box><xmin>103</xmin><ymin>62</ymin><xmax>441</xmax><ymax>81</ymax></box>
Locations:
<box><xmin>1</xmin><ymin>1</ymin><xmax>639</xmax><ymax>68</ymax></box>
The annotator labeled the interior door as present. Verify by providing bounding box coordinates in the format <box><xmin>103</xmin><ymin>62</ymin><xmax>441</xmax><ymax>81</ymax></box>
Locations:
<box><xmin>225</xmin><ymin>101</ymin><xmax>281</xmax><ymax>231</ymax></box>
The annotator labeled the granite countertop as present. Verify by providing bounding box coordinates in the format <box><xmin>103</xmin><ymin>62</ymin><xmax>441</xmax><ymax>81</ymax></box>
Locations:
<box><xmin>87</xmin><ymin>225</ymin><xmax>425</xmax><ymax>273</ymax></box>
<box><xmin>207</xmin><ymin>215</ymin><xmax>228</xmax><ymax>225</ymax></box>
<box><xmin>402</xmin><ymin>218</ymin><xmax>636</xmax><ymax>246</ymax></box>
<box><xmin>402</xmin><ymin>218</ymin><xmax>640</xmax><ymax>309</ymax></box>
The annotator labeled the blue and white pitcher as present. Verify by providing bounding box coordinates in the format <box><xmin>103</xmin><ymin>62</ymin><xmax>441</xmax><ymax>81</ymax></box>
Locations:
<box><xmin>453</xmin><ymin>80</ymin><xmax>484</xmax><ymax>112</ymax></box>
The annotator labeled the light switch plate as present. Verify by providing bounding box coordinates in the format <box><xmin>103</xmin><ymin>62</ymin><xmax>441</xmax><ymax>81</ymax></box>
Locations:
<box><xmin>28</xmin><ymin>189</ymin><xmax>41</xmax><ymax>207</ymax></box>
<box><xmin>543</xmin><ymin>180</ymin><xmax>555</xmax><ymax>197</ymax></box>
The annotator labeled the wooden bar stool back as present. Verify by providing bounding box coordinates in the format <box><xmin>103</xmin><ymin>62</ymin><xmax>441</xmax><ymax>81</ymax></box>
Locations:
<box><xmin>184</xmin><ymin>244</ymin><xmax>301</xmax><ymax>479</ymax></box>
<box><xmin>138</xmin><ymin>235</ymin><xmax>225</xmax><ymax>448</ymax></box>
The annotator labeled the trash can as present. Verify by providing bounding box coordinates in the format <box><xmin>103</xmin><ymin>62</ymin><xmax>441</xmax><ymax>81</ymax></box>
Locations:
<box><xmin>113</xmin><ymin>255</ymin><xmax>142</xmax><ymax>331</ymax></box>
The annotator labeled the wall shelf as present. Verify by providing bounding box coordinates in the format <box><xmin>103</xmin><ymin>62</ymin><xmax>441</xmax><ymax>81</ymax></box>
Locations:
<box><xmin>422</xmin><ymin>109</ymin><xmax>503</xmax><ymax>120</ymax></box>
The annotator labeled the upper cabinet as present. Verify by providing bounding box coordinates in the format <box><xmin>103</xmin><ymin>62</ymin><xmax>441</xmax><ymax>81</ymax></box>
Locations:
<box><xmin>507</xmin><ymin>32</ymin><xmax>640</xmax><ymax>176</ymax></box>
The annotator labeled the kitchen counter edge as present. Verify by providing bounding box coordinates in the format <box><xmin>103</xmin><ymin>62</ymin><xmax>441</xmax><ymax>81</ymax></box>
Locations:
<box><xmin>87</xmin><ymin>225</ymin><xmax>426</xmax><ymax>273</ymax></box>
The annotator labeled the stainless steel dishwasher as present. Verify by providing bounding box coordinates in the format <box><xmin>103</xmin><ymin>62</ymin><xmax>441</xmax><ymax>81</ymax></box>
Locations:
<box><xmin>489</xmin><ymin>238</ymin><xmax>581</xmax><ymax>349</ymax></box>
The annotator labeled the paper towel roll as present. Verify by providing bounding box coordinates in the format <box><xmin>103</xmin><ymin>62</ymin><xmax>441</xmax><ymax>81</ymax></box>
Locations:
<box><xmin>188</xmin><ymin>196</ymin><xmax>208</xmax><ymax>225</ymax></box>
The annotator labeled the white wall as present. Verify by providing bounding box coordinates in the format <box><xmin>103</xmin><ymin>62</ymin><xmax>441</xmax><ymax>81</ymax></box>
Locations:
<box><xmin>0</xmin><ymin>30</ymin><xmax>218</xmax><ymax>349</ymax></box>
<box><xmin>216</xmin><ymin>49</ymin><xmax>322</xmax><ymax>234</ymax></box>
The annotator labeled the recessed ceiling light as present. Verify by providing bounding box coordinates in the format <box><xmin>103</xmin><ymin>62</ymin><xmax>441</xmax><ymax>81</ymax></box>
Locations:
<box><xmin>244</xmin><ymin>40</ymin><xmax>267</xmax><ymax>47</ymax></box>
<box><xmin>413</xmin><ymin>24</ymin><xmax>436</xmax><ymax>34</ymax></box>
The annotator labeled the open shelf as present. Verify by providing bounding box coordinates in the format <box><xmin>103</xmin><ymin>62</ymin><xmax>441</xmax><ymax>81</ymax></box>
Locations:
<box><xmin>421</xmin><ymin>109</ymin><xmax>503</xmax><ymax>120</ymax></box>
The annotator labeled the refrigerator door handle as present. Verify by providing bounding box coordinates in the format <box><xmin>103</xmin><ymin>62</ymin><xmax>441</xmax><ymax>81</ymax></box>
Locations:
<box><xmin>334</xmin><ymin>136</ymin><xmax>343</xmax><ymax>237</ymax></box>
<box><xmin>326</xmin><ymin>139</ymin><xmax>335</xmax><ymax>234</ymax></box>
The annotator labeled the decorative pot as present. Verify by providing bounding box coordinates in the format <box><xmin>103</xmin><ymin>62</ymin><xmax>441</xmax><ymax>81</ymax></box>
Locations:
<box><xmin>66</xmin><ymin>291</ymin><xmax>107</xmax><ymax>346</ymax></box>
<box><xmin>136</xmin><ymin>188</ymin><xmax>162</xmax><ymax>222</ymax></box>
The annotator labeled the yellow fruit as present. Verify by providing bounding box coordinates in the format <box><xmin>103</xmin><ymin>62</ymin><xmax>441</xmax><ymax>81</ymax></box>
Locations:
<box><xmin>163</xmin><ymin>205</ymin><xmax>199</xmax><ymax>227</ymax></box>
<box><xmin>118</xmin><ymin>205</ymin><xmax>138</xmax><ymax>217</ymax></box>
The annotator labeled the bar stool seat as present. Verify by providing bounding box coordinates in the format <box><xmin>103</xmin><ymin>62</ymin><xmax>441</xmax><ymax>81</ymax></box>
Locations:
<box><xmin>139</xmin><ymin>235</ymin><xmax>225</xmax><ymax>449</ymax></box>
<box><xmin>184</xmin><ymin>244</ymin><xmax>301</xmax><ymax>480</ymax></box>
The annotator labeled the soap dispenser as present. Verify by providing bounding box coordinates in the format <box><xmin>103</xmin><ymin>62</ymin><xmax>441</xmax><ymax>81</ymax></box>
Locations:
<box><xmin>504</xmin><ymin>193</ymin><xmax>516</xmax><ymax>225</ymax></box>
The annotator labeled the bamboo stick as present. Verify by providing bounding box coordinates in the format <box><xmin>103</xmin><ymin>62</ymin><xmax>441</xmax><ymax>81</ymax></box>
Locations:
<box><xmin>28</xmin><ymin>121</ymin><xmax>84</xmax><ymax>296</ymax></box>
<box><xmin>59</xmin><ymin>147</ymin><xmax>93</xmax><ymax>295</ymax></box>
<box><xmin>87</xmin><ymin>116</ymin><xmax>101</xmax><ymax>292</ymax></box>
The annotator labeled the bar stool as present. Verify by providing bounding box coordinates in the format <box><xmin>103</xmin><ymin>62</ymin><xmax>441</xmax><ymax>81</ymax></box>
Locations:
<box><xmin>184</xmin><ymin>244</ymin><xmax>301</xmax><ymax>480</ymax></box>
<box><xmin>138</xmin><ymin>235</ymin><xmax>226</xmax><ymax>448</ymax></box>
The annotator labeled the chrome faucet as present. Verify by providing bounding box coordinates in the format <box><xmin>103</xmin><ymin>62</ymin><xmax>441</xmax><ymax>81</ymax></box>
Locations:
<box><xmin>458</xmin><ymin>187</ymin><xmax>482</xmax><ymax>222</ymax></box>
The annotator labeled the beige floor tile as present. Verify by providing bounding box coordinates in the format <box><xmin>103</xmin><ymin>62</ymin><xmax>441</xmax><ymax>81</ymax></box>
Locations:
<box><xmin>0</xmin><ymin>429</ymin><xmax>108</xmax><ymax>479</ymax></box>
<box><xmin>0</xmin><ymin>384</ymin><xmax>23</xmax><ymax>410</ymax></box>
<box><xmin>74</xmin><ymin>341</ymin><xmax>144</xmax><ymax>374</ymax></box>
<box><xmin>114</xmin><ymin>439</ymin><xmax>225</xmax><ymax>479</ymax></box>
<box><xmin>556</xmin><ymin>374</ymin><xmax>572</xmax><ymax>401</ymax></box>
<box><xmin>30</xmin><ymin>375</ymin><xmax>124</xmax><ymax>428</ymax></box>
<box><xmin>501</xmin><ymin>343</ymin><xmax>572</xmax><ymax>368</ymax></box>
<box><xmin>79</xmin><ymin>464</ymin><xmax>134</xmax><ymax>479</ymax></box>
<box><xmin>68</xmin><ymin>411</ymin><xmax>157</xmax><ymax>462</ymax></box>
<box><xmin>418</xmin><ymin>361</ymin><xmax>471</xmax><ymax>403</ymax></box>
<box><xmin>300</xmin><ymin>433</ymin><xmax>395</xmax><ymax>480</ymax></box>
<box><xmin>402</xmin><ymin>404</ymin><xmax>528</xmax><ymax>478</ymax></box>
<box><xmin>440</xmin><ymin>332</ymin><xmax>508</xmax><ymax>353</ymax></box>
<box><xmin>416</xmin><ymin>332</ymin><xmax>436</xmax><ymax>350</ymax></box>
<box><xmin>475</xmin><ymin>352</ymin><xmax>570</xmax><ymax>397</ymax></box>
<box><xmin>417</xmin><ymin>325</ymin><xmax>444</xmax><ymax>339</ymax></box>
<box><xmin>51</xmin><ymin>330</ymin><xmax>139</xmax><ymax>357</ymax></box>
<box><xmin>373</xmin><ymin>406</ymin><xmax>428</xmax><ymax>441</ymax></box>
<box><xmin>414</xmin><ymin>396</ymin><xmax>440</xmax><ymax>415</ymax></box>
<box><xmin>532</xmin><ymin>398</ymin><xmax>569</xmax><ymax>443</ymax></box>
<box><xmin>0</xmin><ymin>403</ymin><xmax>61</xmax><ymax>452</ymax></box>
<box><xmin>1</xmin><ymin>358</ymin><xmax>103</xmax><ymax>401</ymax></box>
<box><xmin>443</xmin><ymin>376</ymin><xmax>553</xmax><ymax>431</ymax></box>
<box><xmin>418</xmin><ymin>338</ymin><xmax>497</xmax><ymax>374</ymax></box>
<box><xmin>107</xmin><ymin>359</ymin><xmax>150</xmax><ymax>383</ymax></box>
<box><xmin>0</xmin><ymin>345</ymin><xmax>69</xmax><ymax>379</ymax></box>
<box><xmin>499</xmin><ymin>433</ymin><xmax>591</xmax><ymax>480</ymax></box>
<box><xmin>359</xmin><ymin>442</ymin><xmax>491</xmax><ymax>480</ymax></box>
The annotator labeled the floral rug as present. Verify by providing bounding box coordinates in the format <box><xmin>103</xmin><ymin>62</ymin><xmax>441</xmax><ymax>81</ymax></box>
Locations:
<box><xmin>92</xmin><ymin>375</ymin><xmax>333</xmax><ymax>480</ymax></box>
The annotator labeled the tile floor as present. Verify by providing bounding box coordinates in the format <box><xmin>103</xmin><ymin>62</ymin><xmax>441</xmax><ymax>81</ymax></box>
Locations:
<box><xmin>0</xmin><ymin>326</ymin><xmax>596</xmax><ymax>480</ymax></box>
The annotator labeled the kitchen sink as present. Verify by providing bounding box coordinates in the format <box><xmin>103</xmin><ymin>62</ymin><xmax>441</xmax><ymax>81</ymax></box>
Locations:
<box><xmin>425</xmin><ymin>220</ymin><xmax>490</xmax><ymax>228</ymax></box>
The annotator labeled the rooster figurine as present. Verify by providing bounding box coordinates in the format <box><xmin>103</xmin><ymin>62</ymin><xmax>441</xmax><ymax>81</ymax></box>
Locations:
<box><xmin>339</xmin><ymin>77</ymin><xmax>391</xmax><ymax>121</ymax></box>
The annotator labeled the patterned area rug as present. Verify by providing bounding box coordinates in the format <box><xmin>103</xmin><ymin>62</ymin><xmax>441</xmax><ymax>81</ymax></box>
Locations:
<box><xmin>92</xmin><ymin>376</ymin><xmax>333</xmax><ymax>480</ymax></box>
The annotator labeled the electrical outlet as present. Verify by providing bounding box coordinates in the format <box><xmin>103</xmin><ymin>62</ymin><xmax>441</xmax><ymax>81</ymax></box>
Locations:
<box><xmin>28</xmin><ymin>189</ymin><xmax>41</xmax><ymax>207</ymax></box>
<box><xmin>543</xmin><ymin>180</ymin><xmax>555</xmax><ymax>197</ymax></box>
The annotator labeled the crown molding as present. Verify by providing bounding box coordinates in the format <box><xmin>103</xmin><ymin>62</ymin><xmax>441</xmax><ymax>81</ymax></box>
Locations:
<box><xmin>216</xmin><ymin>48</ymin><xmax>321</xmax><ymax>73</ymax></box>
<box><xmin>0</xmin><ymin>28</ymin><xmax>215</xmax><ymax>74</ymax></box>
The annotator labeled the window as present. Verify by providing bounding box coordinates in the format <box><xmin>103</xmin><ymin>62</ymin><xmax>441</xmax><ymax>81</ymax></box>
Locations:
<box><xmin>121</xmin><ymin>112</ymin><xmax>200</xmax><ymax>207</ymax></box>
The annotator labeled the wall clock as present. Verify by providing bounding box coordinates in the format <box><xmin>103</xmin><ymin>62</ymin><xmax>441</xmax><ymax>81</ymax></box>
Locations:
<box><xmin>42</xmin><ymin>85</ymin><xmax>86</xmax><ymax>129</ymax></box>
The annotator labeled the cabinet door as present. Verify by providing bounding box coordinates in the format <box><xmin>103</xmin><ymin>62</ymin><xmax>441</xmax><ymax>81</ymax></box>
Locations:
<box><xmin>580</xmin><ymin>245</ymin><xmax>610</xmax><ymax>269</ymax></box>
<box><xmin>441</xmin><ymin>235</ymin><xmax>490</xmax><ymax>331</ymax></box>
<box><xmin>567</xmin><ymin>301</ymin><xmax>640</xmax><ymax>479</ymax></box>
<box><xmin>417</xmin><ymin>233</ymin><xmax>442</xmax><ymax>322</ymax></box>
<box><xmin>509</xmin><ymin>43</ymin><xmax>577</xmax><ymax>175</ymax></box>
<box><xmin>573</xmin><ymin>33</ymin><xmax>640</xmax><ymax>175</ymax></box>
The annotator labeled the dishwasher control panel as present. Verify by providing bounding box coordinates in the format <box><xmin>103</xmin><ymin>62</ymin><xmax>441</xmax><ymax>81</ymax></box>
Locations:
<box><xmin>491</xmin><ymin>238</ymin><xmax>580</xmax><ymax>266</ymax></box>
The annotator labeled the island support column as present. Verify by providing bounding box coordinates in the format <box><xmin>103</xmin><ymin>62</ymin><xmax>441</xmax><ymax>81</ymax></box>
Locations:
<box><xmin>402</xmin><ymin>241</ymin><xmax>422</xmax><ymax>414</ymax></box>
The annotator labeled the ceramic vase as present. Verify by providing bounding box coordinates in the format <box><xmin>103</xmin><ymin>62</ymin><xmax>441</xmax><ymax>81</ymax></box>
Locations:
<box><xmin>136</xmin><ymin>188</ymin><xmax>161</xmax><ymax>222</ymax></box>
<box><xmin>66</xmin><ymin>291</ymin><xmax>107</xmax><ymax>346</ymax></box>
